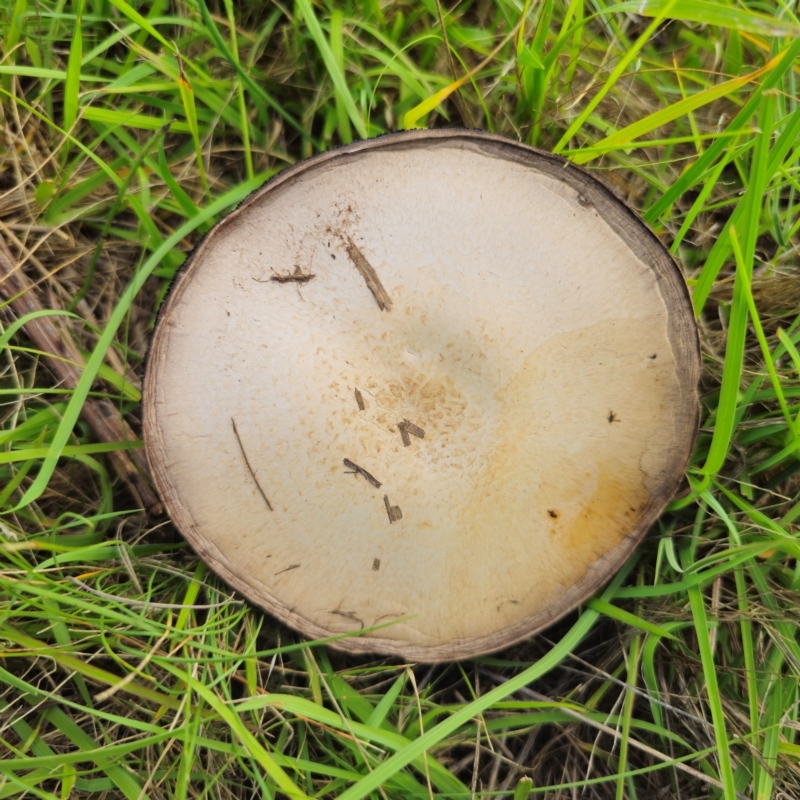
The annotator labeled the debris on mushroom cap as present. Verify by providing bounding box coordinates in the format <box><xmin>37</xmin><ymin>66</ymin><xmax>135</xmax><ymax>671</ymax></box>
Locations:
<box><xmin>144</xmin><ymin>130</ymin><xmax>700</xmax><ymax>662</ymax></box>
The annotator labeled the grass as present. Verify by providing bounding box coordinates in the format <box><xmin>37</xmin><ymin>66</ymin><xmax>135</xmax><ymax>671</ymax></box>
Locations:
<box><xmin>2</xmin><ymin>0</ymin><xmax>800</xmax><ymax>797</ymax></box>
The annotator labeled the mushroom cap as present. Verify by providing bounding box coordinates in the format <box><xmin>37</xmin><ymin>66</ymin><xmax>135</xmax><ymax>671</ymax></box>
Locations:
<box><xmin>144</xmin><ymin>130</ymin><xmax>700</xmax><ymax>661</ymax></box>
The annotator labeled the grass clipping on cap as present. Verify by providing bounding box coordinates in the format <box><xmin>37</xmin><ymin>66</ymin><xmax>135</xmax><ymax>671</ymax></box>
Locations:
<box><xmin>1</xmin><ymin>1</ymin><xmax>800</xmax><ymax>798</ymax></box>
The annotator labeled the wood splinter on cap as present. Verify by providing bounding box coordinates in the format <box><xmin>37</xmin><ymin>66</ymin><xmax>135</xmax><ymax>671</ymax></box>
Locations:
<box><xmin>346</xmin><ymin>238</ymin><xmax>392</xmax><ymax>310</ymax></box>
<box><xmin>398</xmin><ymin>419</ymin><xmax>425</xmax><ymax>447</ymax></box>
<box><xmin>383</xmin><ymin>495</ymin><xmax>402</xmax><ymax>523</ymax></box>
<box><xmin>231</xmin><ymin>418</ymin><xmax>273</xmax><ymax>511</ymax></box>
<box><xmin>269</xmin><ymin>265</ymin><xmax>315</xmax><ymax>284</ymax></box>
<box><xmin>343</xmin><ymin>458</ymin><xmax>382</xmax><ymax>488</ymax></box>
<box><xmin>253</xmin><ymin>265</ymin><xmax>315</xmax><ymax>284</ymax></box>
<box><xmin>354</xmin><ymin>388</ymin><xmax>365</xmax><ymax>410</ymax></box>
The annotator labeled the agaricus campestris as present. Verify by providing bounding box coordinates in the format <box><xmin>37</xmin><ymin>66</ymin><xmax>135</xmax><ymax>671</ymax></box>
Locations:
<box><xmin>144</xmin><ymin>130</ymin><xmax>700</xmax><ymax>661</ymax></box>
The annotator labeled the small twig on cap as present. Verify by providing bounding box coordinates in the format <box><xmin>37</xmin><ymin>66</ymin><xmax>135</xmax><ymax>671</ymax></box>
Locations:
<box><xmin>253</xmin><ymin>265</ymin><xmax>316</xmax><ymax>284</ymax></box>
<box><xmin>383</xmin><ymin>495</ymin><xmax>402</xmax><ymax>523</ymax></box>
<box><xmin>231</xmin><ymin>417</ymin><xmax>273</xmax><ymax>510</ymax></box>
<box><xmin>398</xmin><ymin>419</ymin><xmax>425</xmax><ymax>447</ymax></box>
<box><xmin>343</xmin><ymin>458</ymin><xmax>382</xmax><ymax>488</ymax></box>
<box><xmin>346</xmin><ymin>238</ymin><xmax>393</xmax><ymax>311</ymax></box>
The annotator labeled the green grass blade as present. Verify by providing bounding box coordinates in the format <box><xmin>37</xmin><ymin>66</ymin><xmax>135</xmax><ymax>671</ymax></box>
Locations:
<box><xmin>644</xmin><ymin>35</ymin><xmax>800</xmax><ymax>224</ymax></box>
<box><xmin>81</xmin><ymin>107</ymin><xmax>191</xmax><ymax>132</ymax></box>
<box><xmin>0</xmin><ymin>441</ymin><xmax>142</xmax><ymax>465</ymax></box>
<box><xmin>222</xmin><ymin>0</ymin><xmax>253</xmax><ymax>179</ymax></box>
<box><xmin>194</xmin><ymin>0</ymin><xmax>311</xmax><ymax>144</ymax></box>
<box><xmin>587</xmin><ymin>598</ymin><xmax>678</xmax><ymax>640</ymax></box>
<box><xmin>4</xmin><ymin>0</ymin><xmax>28</xmax><ymax>63</ymax></box>
<box><xmin>176</xmin><ymin>62</ymin><xmax>210</xmax><ymax>195</ymax></box>
<box><xmin>162</xmin><ymin>664</ymin><xmax>311</xmax><ymax>798</ymax></box>
<box><xmin>756</xmin><ymin>680</ymin><xmax>782</xmax><ymax>800</ymax></box>
<box><xmin>0</xmin><ymin>625</ymin><xmax>181</xmax><ymax>710</ymax></box>
<box><xmin>692</xmin><ymin>100</ymin><xmax>800</xmax><ymax>312</ymax></box>
<box><xmin>573</xmin><ymin>57</ymin><xmax>778</xmax><ymax>166</ymax></box>
<box><xmin>614</xmin><ymin>0</ymin><xmax>800</xmax><ymax>37</ymax></box>
<box><xmin>107</xmin><ymin>0</ymin><xmax>173</xmax><ymax>52</ymax></box>
<box><xmin>703</xmin><ymin>94</ymin><xmax>775</xmax><ymax>477</ymax></box>
<box><xmin>157</xmin><ymin>135</ymin><xmax>201</xmax><ymax>219</ymax></box>
<box><xmin>730</xmin><ymin>225</ymin><xmax>798</xmax><ymax>441</ymax></box>
<box><xmin>62</xmin><ymin>0</ymin><xmax>84</xmax><ymax>140</ymax></box>
<box><xmin>687</xmin><ymin>585</ymin><xmax>737</xmax><ymax>800</ymax></box>
<box><xmin>365</xmin><ymin>672</ymin><xmax>406</xmax><ymax>728</ymax></box>
<box><xmin>615</xmin><ymin>633</ymin><xmax>642</xmax><ymax>800</ymax></box>
<box><xmin>296</xmin><ymin>0</ymin><xmax>367</xmax><ymax>140</ymax></box>
<box><xmin>514</xmin><ymin>776</ymin><xmax>533</xmax><ymax>800</ymax></box>
<box><xmin>734</xmin><ymin>566</ymin><xmax>760</xmax><ymax>792</ymax></box>
<box><xmin>330</xmin><ymin>9</ymin><xmax>352</xmax><ymax>144</ymax></box>
<box><xmin>44</xmin><ymin>708</ymin><xmax>150</xmax><ymax>800</ymax></box>
<box><xmin>553</xmin><ymin>1</ymin><xmax>675</xmax><ymax>154</ymax></box>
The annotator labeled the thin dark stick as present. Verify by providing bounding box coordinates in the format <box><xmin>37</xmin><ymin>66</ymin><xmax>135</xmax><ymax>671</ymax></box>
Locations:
<box><xmin>346</xmin><ymin>239</ymin><xmax>393</xmax><ymax>311</ymax></box>
<box><xmin>343</xmin><ymin>458</ymin><xmax>382</xmax><ymax>488</ymax></box>
<box><xmin>263</xmin><ymin>265</ymin><xmax>315</xmax><ymax>284</ymax></box>
<box><xmin>399</xmin><ymin>425</ymin><xmax>411</xmax><ymax>447</ymax></box>
<box><xmin>231</xmin><ymin>418</ymin><xmax>273</xmax><ymax>510</ymax></box>
<box><xmin>383</xmin><ymin>495</ymin><xmax>402</xmax><ymax>523</ymax></box>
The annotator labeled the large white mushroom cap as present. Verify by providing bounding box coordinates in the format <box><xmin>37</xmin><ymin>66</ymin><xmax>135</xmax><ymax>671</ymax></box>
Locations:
<box><xmin>144</xmin><ymin>130</ymin><xmax>699</xmax><ymax>661</ymax></box>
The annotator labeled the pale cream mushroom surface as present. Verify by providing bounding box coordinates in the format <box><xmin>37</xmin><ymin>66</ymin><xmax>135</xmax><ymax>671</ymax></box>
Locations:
<box><xmin>144</xmin><ymin>131</ymin><xmax>699</xmax><ymax>661</ymax></box>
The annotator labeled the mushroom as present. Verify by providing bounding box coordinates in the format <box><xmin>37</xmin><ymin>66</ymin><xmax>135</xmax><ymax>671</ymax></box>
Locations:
<box><xmin>144</xmin><ymin>130</ymin><xmax>699</xmax><ymax>661</ymax></box>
